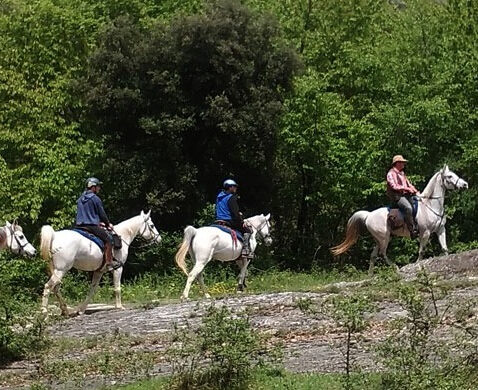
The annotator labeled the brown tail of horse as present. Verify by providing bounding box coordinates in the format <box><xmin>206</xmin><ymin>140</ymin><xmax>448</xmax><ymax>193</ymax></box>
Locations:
<box><xmin>331</xmin><ymin>211</ymin><xmax>369</xmax><ymax>256</ymax></box>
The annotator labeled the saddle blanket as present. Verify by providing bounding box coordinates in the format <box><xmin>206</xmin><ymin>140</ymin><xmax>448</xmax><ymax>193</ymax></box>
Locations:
<box><xmin>73</xmin><ymin>229</ymin><xmax>104</xmax><ymax>250</ymax></box>
<box><xmin>210</xmin><ymin>225</ymin><xmax>244</xmax><ymax>242</ymax></box>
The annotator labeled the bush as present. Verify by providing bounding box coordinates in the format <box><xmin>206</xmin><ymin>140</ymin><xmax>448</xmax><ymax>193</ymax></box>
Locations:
<box><xmin>166</xmin><ymin>304</ymin><xmax>281</xmax><ymax>390</ymax></box>
<box><xmin>378</xmin><ymin>271</ymin><xmax>478</xmax><ymax>389</ymax></box>
<box><xmin>0</xmin><ymin>292</ymin><xmax>47</xmax><ymax>365</ymax></box>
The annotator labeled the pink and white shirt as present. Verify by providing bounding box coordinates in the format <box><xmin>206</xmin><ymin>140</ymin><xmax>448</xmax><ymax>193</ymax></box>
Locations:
<box><xmin>386</xmin><ymin>167</ymin><xmax>418</xmax><ymax>195</ymax></box>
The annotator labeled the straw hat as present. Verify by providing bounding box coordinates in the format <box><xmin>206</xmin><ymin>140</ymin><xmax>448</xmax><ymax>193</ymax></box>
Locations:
<box><xmin>392</xmin><ymin>155</ymin><xmax>408</xmax><ymax>165</ymax></box>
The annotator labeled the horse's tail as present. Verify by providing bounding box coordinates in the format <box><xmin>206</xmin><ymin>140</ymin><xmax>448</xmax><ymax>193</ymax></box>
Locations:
<box><xmin>331</xmin><ymin>210</ymin><xmax>369</xmax><ymax>256</ymax></box>
<box><xmin>40</xmin><ymin>225</ymin><xmax>55</xmax><ymax>273</ymax></box>
<box><xmin>175</xmin><ymin>226</ymin><xmax>197</xmax><ymax>276</ymax></box>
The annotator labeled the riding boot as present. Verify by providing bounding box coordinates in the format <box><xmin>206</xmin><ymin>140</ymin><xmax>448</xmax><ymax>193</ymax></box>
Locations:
<box><xmin>405</xmin><ymin>216</ymin><xmax>419</xmax><ymax>239</ymax></box>
<box><xmin>241</xmin><ymin>233</ymin><xmax>253</xmax><ymax>259</ymax></box>
<box><xmin>104</xmin><ymin>241</ymin><xmax>113</xmax><ymax>265</ymax></box>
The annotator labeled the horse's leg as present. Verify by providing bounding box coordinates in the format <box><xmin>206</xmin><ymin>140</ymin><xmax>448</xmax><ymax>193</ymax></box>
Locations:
<box><xmin>181</xmin><ymin>248</ymin><xmax>212</xmax><ymax>300</ymax></box>
<box><xmin>77</xmin><ymin>270</ymin><xmax>104</xmax><ymax>315</ymax></box>
<box><xmin>368</xmin><ymin>245</ymin><xmax>379</xmax><ymax>277</ymax></box>
<box><xmin>236</xmin><ymin>257</ymin><xmax>250</xmax><ymax>292</ymax></box>
<box><xmin>379</xmin><ymin>238</ymin><xmax>397</xmax><ymax>272</ymax></box>
<box><xmin>41</xmin><ymin>270</ymin><xmax>66</xmax><ymax>315</ymax></box>
<box><xmin>53</xmin><ymin>283</ymin><xmax>69</xmax><ymax>316</ymax></box>
<box><xmin>197</xmin><ymin>271</ymin><xmax>211</xmax><ymax>299</ymax></box>
<box><xmin>113</xmin><ymin>267</ymin><xmax>125</xmax><ymax>309</ymax></box>
<box><xmin>418</xmin><ymin>230</ymin><xmax>431</xmax><ymax>261</ymax></box>
<box><xmin>436</xmin><ymin>226</ymin><xmax>448</xmax><ymax>256</ymax></box>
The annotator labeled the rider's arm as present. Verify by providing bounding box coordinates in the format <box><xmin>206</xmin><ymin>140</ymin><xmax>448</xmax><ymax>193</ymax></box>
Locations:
<box><xmin>93</xmin><ymin>196</ymin><xmax>111</xmax><ymax>226</ymax></box>
<box><xmin>227</xmin><ymin>195</ymin><xmax>243</xmax><ymax>223</ymax></box>
<box><xmin>406</xmin><ymin>179</ymin><xmax>418</xmax><ymax>194</ymax></box>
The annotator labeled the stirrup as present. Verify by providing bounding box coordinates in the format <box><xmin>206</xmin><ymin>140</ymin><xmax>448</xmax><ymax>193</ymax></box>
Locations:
<box><xmin>107</xmin><ymin>259</ymin><xmax>123</xmax><ymax>271</ymax></box>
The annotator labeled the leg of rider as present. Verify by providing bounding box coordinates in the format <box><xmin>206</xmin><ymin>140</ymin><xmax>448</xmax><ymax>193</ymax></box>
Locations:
<box><xmin>397</xmin><ymin>196</ymin><xmax>415</xmax><ymax>234</ymax></box>
<box><xmin>83</xmin><ymin>225</ymin><xmax>113</xmax><ymax>265</ymax></box>
<box><xmin>237</xmin><ymin>222</ymin><xmax>252</xmax><ymax>255</ymax></box>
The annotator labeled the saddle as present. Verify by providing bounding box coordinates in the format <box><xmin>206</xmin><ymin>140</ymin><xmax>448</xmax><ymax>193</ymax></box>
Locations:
<box><xmin>387</xmin><ymin>198</ymin><xmax>419</xmax><ymax>230</ymax></box>
<box><xmin>211</xmin><ymin>221</ymin><xmax>244</xmax><ymax>247</ymax></box>
<box><xmin>73</xmin><ymin>227</ymin><xmax>123</xmax><ymax>251</ymax></box>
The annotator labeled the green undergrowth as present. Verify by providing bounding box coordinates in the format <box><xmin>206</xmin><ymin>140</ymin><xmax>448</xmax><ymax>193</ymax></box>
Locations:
<box><xmin>110</xmin><ymin>370</ymin><xmax>382</xmax><ymax>390</ymax></box>
<box><xmin>59</xmin><ymin>265</ymin><xmax>369</xmax><ymax>306</ymax></box>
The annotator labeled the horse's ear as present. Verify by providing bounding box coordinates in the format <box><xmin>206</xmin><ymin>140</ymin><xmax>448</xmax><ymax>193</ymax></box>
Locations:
<box><xmin>5</xmin><ymin>221</ymin><xmax>11</xmax><ymax>227</ymax></box>
<box><xmin>265</xmin><ymin>213</ymin><xmax>271</xmax><ymax>221</ymax></box>
<box><xmin>140</xmin><ymin>210</ymin><xmax>144</xmax><ymax>217</ymax></box>
<box><xmin>146</xmin><ymin>210</ymin><xmax>151</xmax><ymax>218</ymax></box>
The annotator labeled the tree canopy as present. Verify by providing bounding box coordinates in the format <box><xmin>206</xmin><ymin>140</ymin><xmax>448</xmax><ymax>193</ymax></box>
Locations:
<box><xmin>0</xmin><ymin>0</ymin><xmax>477</xmax><ymax>269</ymax></box>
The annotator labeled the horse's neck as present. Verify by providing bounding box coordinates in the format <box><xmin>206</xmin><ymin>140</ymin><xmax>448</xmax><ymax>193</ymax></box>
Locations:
<box><xmin>421</xmin><ymin>172</ymin><xmax>445</xmax><ymax>210</ymax></box>
<box><xmin>114</xmin><ymin>216</ymin><xmax>142</xmax><ymax>246</ymax></box>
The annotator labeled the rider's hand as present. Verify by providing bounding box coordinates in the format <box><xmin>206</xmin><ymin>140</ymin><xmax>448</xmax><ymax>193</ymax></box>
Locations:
<box><xmin>108</xmin><ymin>223</ymin><xmax>114</xmax><ymax>230</ymax></box>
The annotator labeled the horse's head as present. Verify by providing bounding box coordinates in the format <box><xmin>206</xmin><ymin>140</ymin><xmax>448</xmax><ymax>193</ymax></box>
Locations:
<box><xmin>441</xmin><ymin>165</ymin><xmax>468</xmax><ymax>191</ymax></box>
<box><xmin>139</xmin><ymin>210</ymin><xmax>162</xmax><ymax>244</ymax></box>
<box><xmin>1</xmin><ymin>221</ymin><xmax>37</xmax><ymax>257</ymax></box>
<box><xmin>253</xmin><ymin>213</ymin><xmax>272</xmax><ymax>246</ymax></box>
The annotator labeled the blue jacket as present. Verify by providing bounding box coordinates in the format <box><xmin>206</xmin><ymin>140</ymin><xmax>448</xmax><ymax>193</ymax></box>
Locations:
<box><xmin>76</xmin><ymin>191</ymin><xmax>110</xmax><ymax>226</ymax></box>
<box><xmin>215</xmin><ymin>191</ymin><xmax>233</xmax><ymax>221</ymax></box>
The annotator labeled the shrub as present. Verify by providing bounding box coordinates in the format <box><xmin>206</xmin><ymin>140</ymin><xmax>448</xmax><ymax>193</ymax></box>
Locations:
<box><xmin>166</xmin><ymin>304</ymin><xmax>280</xmax><ymax>390</ymax></box>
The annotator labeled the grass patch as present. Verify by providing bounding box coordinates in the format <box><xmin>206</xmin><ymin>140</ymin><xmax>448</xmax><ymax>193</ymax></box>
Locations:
<box><xmin>58</xmin><ymin>266</ymin><xmax>370</xmax><ymax>307</ymax></box>
<box><xmin>111</xmin><ymin>370</ymin><xmax>383</xmax><ymax>389</ymax></box>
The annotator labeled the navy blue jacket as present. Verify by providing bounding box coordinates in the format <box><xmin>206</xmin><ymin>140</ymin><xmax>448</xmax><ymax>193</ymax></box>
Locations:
<box><xmin>75</xmin><ymin>191</ymin><xmax>110</xmax><ymax>226</ymax></box>
<box><xmin>215</xmin><ymin>191</ymin><xmax>241</xmax><ymax>223</ymax></box>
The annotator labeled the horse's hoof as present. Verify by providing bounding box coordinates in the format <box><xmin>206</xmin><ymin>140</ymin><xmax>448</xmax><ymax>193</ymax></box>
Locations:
<box><xmin>180</xmin><ymin>295</ymin><xmax>189</xmax><ymax>302</ymax></box>
<box><xmin>116</xmin><ymin>305</ymin><xmax>126</xmax><ymax>311</ymax></box>
<box><xmin>204</xmin><ymin>293</ymin><xmax>211</xmax><ymax>299</ymax></box>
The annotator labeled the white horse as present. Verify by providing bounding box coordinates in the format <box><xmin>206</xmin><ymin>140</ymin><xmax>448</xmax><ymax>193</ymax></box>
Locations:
<box><xmin>175</xmin><ymin>214</ymin><xmax>272</xmax><ymax>300</ymax></box>
<box><xmin>0</xmin><ymin>221</ymin><xmax>36</xmax><ymax>257</ymax></box>
<box><xmin>331</xmin><ymin>166</ymin><xmax>468</xmax><ymax>275</ymax></box>
<box><xmin>40</xmin><ymin>210</ymin><xmax>161</xmax><ymax>315</ymax></box>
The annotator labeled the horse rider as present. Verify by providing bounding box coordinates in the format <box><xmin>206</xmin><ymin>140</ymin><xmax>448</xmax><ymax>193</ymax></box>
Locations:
<box><xmin>75</xmin><ymin>177</ymin><xmax>116</xmax><ymax>268</ymax></box>
<box><xmin>386</xmin><ymin>155</ymin><xmax>419</xmax><ymax>238</ymax></box>
<box><xmin>215</xmin><ymin>179</ymin><xmax>253</xmax><ymax>256</ymax></box>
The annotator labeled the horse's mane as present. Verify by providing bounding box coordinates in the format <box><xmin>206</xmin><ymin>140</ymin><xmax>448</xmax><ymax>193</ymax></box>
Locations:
<box><xmin>420</xmin><ymin>170</ymin><xmax>442</xmax><ymax>198</ymax></box>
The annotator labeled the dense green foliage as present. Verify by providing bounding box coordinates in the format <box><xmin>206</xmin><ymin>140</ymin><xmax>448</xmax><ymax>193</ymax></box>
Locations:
<box><xmin>1</xmin><ymin>0</ymin><xmax>478</xmax><ymax>278</ymax></box>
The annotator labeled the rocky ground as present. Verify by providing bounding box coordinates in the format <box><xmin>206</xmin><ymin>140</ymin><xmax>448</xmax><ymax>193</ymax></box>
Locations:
<box><xmin>2</xmin><ymin>251</ymin><xmax>478</xmax><ymax>389</ymax></box>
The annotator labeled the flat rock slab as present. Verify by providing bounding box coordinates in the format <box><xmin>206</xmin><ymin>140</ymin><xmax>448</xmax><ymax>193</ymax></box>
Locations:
<box><xmin>400</xmin><ymin>249</ymin><xmax>478</xmax><ymax>280</ymax></box>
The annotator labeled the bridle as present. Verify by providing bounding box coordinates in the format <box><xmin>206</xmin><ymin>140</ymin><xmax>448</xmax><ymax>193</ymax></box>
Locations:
<box><xmin>5</xmin><ymin>225</ymin><xmax>29</xmax><ymax>256</ymax></box>
<box><xmin>122</xmin><ymin>216</ymin><xmax>161</xmax><ymax>249</ymax></box>
<box><xmin>246</xmin><ymin>218</ymin><xmax>271</xmax><ymax>240</ymax></box>
<box><xmin>418</xmin><ymin>170</ymin><xmax>462</xmax><ymax>222</ymax></box>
